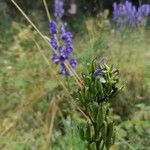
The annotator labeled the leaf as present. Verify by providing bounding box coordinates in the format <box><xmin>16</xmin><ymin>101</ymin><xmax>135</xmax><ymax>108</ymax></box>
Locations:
<box><xmin>116</xmin><ymin>127</ymin><xmax>127</xmax><ymax>138</ymax></box>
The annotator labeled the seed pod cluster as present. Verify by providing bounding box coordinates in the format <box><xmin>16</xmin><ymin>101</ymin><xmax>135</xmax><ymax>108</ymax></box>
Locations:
<box><xmin>77</xmin><ymin>60</ymin><xmax>120</xmax><ymax>150</ymax></box>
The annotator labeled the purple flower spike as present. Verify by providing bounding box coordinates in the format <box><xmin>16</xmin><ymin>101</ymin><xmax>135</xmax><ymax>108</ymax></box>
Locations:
<box><xmin>52</xmin><ymin>54</ymin><xmax>59</xmax><ymax>63</ymax></box>
<box><xmin>66</xmin><ymin>43</ymin><xmax>73</xmax><ymax>54</ymax></box>
<box><xmin>64</xmin><ymin>32</ymin><xmax>73</xmax><ymax>43</ymax></box>
<box><xmin>137</xmin><ymin>4</ymin><xmax>150</xmax><ymax>26</ymax></box>
<box><xmin>49</xmin><ymin>21</ymin><xmax>57</xmax><ymax>34</ymax></box>
<box><xmin>50</xmin><ymin>35</ymin><xmax>58</xmax><ymax>50</ymax></box>
<box><xmin>59</xmin><ymin>47</ymin><xmax>68</xmax><ymax>60</ymax></box>
<box><xmin>113</xmin><ymin>1</ymin><xmax>150</xmax><ymax>27</ymax></box>
<box><xmin>49</xmin><ymin>21</ymin><xmax>77</xmax><ymax>76</ymax></box>
<box><xmin>60</xmin><ymin>64</ymin><xmax>69</xmax><ymax>76</ymax></box>
<box><xmin>70</xmin><ymin>59</ymin><xmax>77</xmax><ymax>68</ymax></box>
<box><xmin>54</xmin><ymin>0</ymin><xmax>64</xmax><ymax>19</ymax></box>
<box><xmin>60</xmin><ymin>26</ymin><xmax>66</xmax><ymax>38</ymax></box>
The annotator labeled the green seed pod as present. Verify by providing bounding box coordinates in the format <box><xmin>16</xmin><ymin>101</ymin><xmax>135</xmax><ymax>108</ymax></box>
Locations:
<box><xmin>85</xmin><ymin>141</ymin><xmax>89</xmax><ymax>150</ymax></box>
<box><xmin>89</xmin><ymin>142</ymin><xmax>96</xmax><ymax>150</ymax></box>
<box><xmin>104</xmin><ymin>64</ymin><xmax>110</xmax><ymax>71</ymax></box>
<box><xmin>96</xmin><ymin>105</ymin><xmax>103</xmax><ymax>127</ymax></box>
<box><xmin>101</xmin><ymin>121</ymin><xmax>107</xmax><ymax>144</ymax></box>
<box><xmin>106</xmin><ymin>122</ymin><xmax>114</xmax><ymax>149</ymax></box>
<box><xmin>102</xmin><ymin>104</ymin><xmax>107</xmax><ymax>119</ymax></box>
<box><xmin>112</xmin><ymin>131</ymin><xmax>116</xmax><ymax>145</ymax></box>
<box><xmin>91</xmin><ymin>60</ymin><xmax>96</xmax><ymax>74</ymax></box>
<box><xmin>97</xmin><ymin>104</ymin><xmax>106</xmax><ymax>127</ymax></box>
<box><xmin>95</xmin><ymin>78</ymin><xmax>102</xmax><ymax>101</ymax></box>
<box><xmin>91</xmin><ymin>102</ymin><xmax>99</xmax><ymax>121</ymax></box>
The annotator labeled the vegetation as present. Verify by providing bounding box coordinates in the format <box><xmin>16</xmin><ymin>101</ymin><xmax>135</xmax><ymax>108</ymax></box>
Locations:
<box><xmin>0</xmin><ymin>0</ymin><xmax>150</xmax><ymax>150</ymax></box>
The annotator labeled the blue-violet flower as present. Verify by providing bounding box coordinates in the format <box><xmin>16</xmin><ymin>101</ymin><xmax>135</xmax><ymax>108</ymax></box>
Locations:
<box><xmin>113</xmin><ymin>1</ymin><xmax>150</xmax><ymax>27</ymax></box>
<box><xmin>54</xmin><ymin>0</ymin><xmax>64</xmax><ymax>19</ymax></box>
<box><xmin>49</xmin><ymin>21</ymin><xmax>77</xmax><ymax>76</ymax></box>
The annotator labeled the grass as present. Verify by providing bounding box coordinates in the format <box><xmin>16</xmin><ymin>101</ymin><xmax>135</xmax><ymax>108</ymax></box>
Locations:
<box><xmin>0</xmin><ymin>2</ymin><xmax>150</xmax><ymax>149</ymax></box>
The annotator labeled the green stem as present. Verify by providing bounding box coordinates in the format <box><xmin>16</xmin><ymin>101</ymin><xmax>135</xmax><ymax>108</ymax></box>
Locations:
<box><xmin>65</xmin><ymin>76</ymin><xmax>70</xmax><ymax>89</ymax></box>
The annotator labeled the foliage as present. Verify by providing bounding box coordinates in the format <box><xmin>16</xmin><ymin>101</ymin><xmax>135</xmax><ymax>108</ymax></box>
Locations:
<box><xmin>116</xmin><ymin>103</ymin><xmax>150</xmax><ymax>149</ymax></box>
<box><xmin>76</xmin><ymin>61</ymin><xmax>120</xmax><ymax>150</ymax></box>
<box><xmin>0</xmin><ymin>1</ymin><xmax>150</xmax><ymax>150</ymax></box>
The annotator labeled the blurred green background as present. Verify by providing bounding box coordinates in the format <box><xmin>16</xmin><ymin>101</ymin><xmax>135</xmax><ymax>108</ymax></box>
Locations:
<box><xmin>0</xmin><ymin>0</ymin><xmax>150</xmax><ymax>150</ymax></box>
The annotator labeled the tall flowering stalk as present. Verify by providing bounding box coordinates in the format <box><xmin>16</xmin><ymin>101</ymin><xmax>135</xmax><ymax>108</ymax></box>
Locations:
<box><xmin>54</xmin><ymin>0</ymin><xmax>64</xmax><ymax>19</ymax></box>
<box><xmin>137</xmin><ymin>4</ymin><xmax>150</xmax><ymax>26</ymax></box>
<box><xmin>77</xmin><ymin>60</ymin><xmax>120</xmax><ymax>150</ymax></box>
<box><xmin>113</xmin><ymin>0</ymin><xmax>150</xmax><ymax>27</ymax></box>
<box><xmin>49</xmin><ymin>21</ymin><xmax>77</xmax><ymax>76</ymax></box>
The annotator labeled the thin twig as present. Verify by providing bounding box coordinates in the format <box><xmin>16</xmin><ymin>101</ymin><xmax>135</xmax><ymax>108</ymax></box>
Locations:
<box><xmin>43</xmin><ymin>0</ymin><xmax>51</xmax><ymax>22</ymax></box>
<box><xmin>66</xmin><ymin>61</ymin><xmax>83</xmax><ymax>86</ymax></box>
<box><xmin>47</xmin><ymin>99</ymin><xmax>57</xmax><ymax>146</ymax></box>
<box><xmin>77</xmin><ymin>108</ymin><xmax>91</xmax><ymax>123</ymax></box>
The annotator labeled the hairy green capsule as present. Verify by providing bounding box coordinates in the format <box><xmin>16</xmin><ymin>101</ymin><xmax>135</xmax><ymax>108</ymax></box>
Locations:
<box><xmin>91</xmin><ymin>102</ymin><xmax>99</xmax><ymax>121</ymax></box>
<box><xmin>96</xmin><ymin>105</ymin><xmax>103</xmax><ymax>127</ymax></box>
<box><xmin>112</xmin><ymin>132</ymin><xmax>116</xmax><ymax>145</ymax></box>
<box><xmin>106</xmin><ymin>122</ymin><xmax>114</xmax><ymax>149</ymax></box>
<box><xmin>97</xmin><ymin>104</ymin><xmax>107</xmax><ymax>128</ymax></box>
<box><xmin>101</xmin><ymin>121</ymin><xmax>107</xmax><ymax>144</ymax></box>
